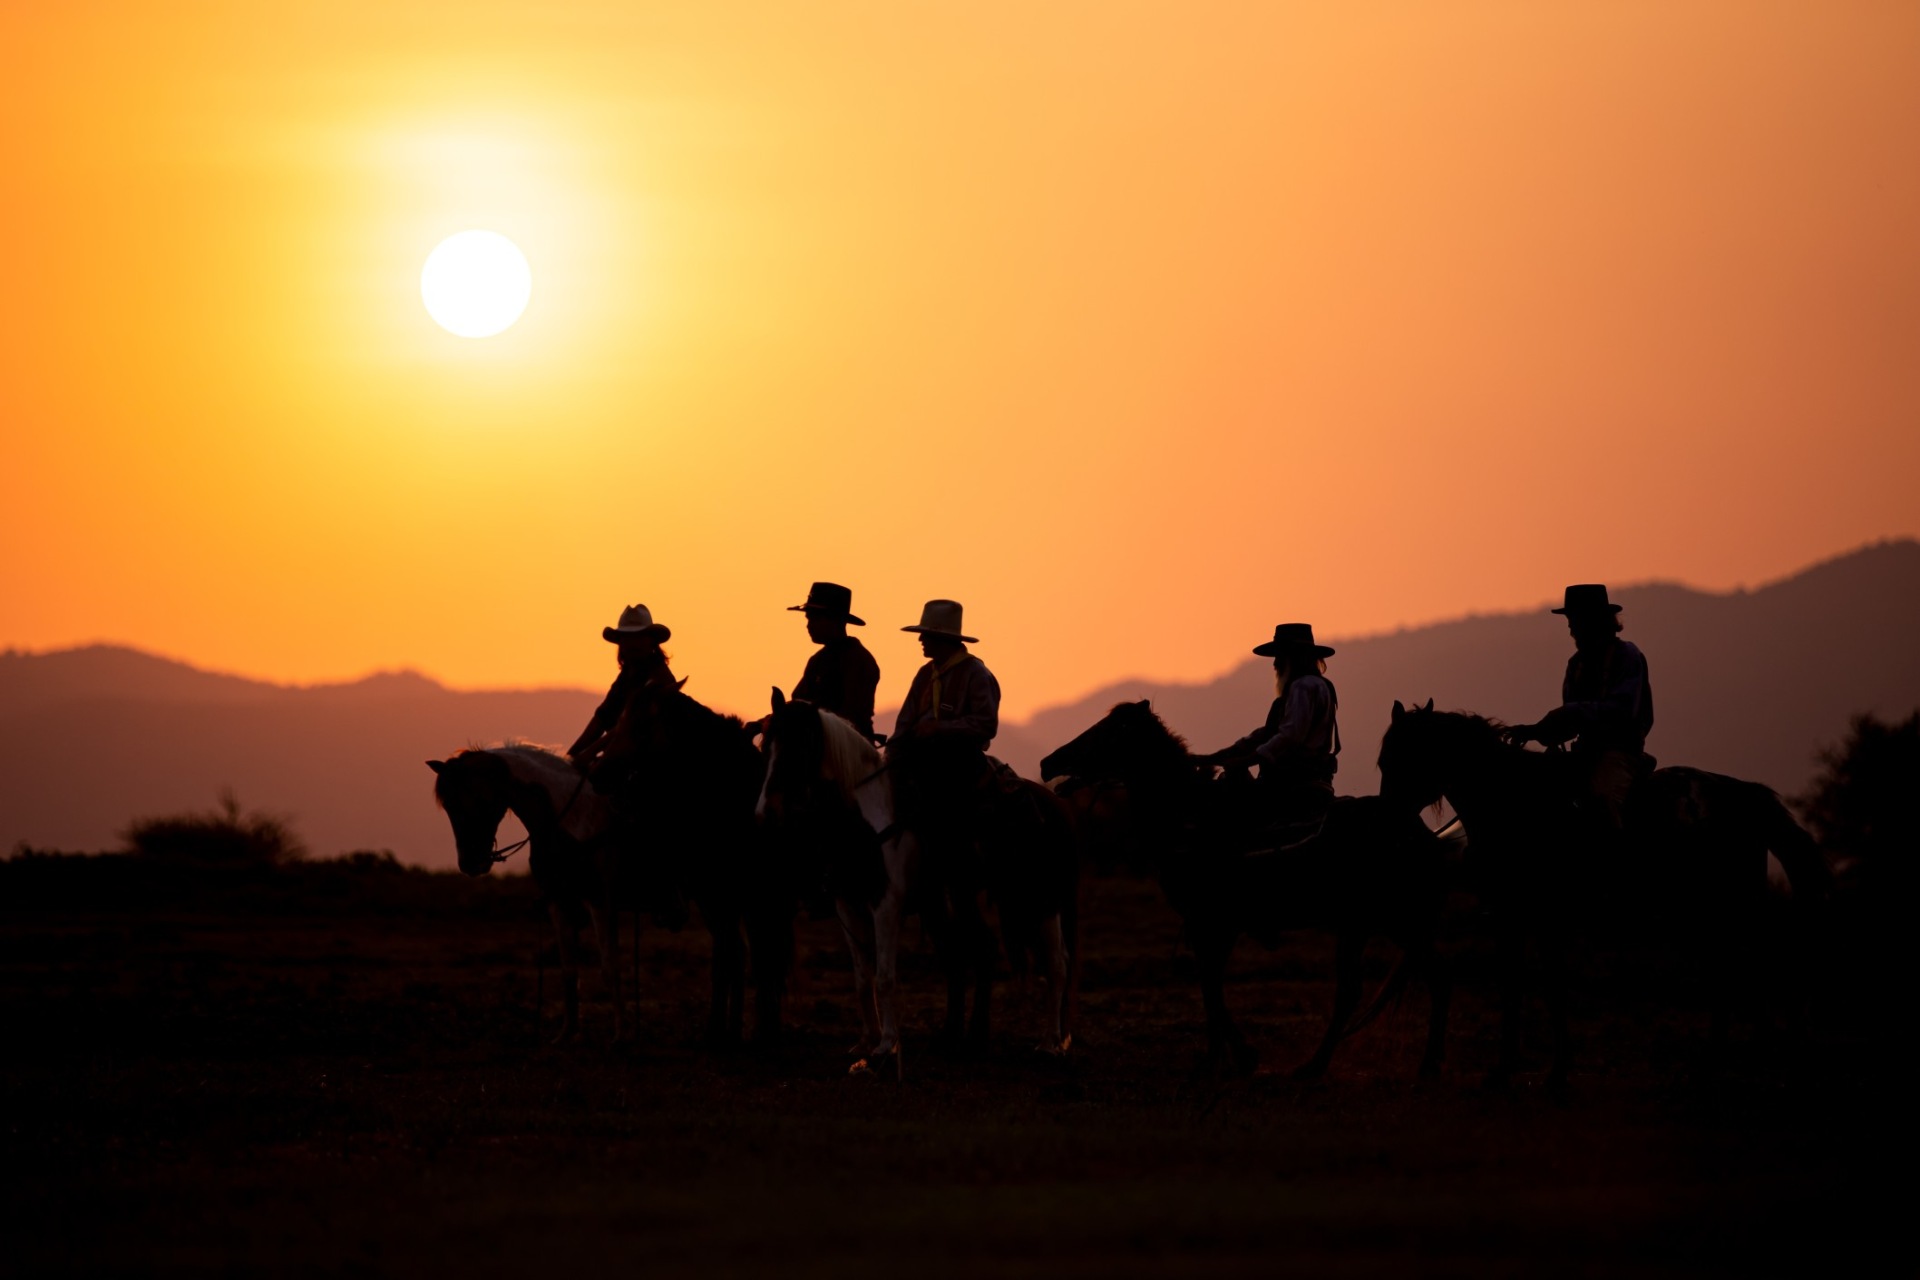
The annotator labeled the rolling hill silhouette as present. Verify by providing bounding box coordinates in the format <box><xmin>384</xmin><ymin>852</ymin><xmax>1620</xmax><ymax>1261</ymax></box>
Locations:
<box><xmin>3</xmin><ymin>540</ymin><xmax>1915</xmax><ymax>869</ymax></box>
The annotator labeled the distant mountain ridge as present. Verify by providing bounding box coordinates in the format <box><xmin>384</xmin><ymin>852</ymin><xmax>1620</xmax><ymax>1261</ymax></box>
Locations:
<box><xmin>995</xmin><ymin>539</ymin><xmax>1920</xmax><ymax>794</ymax></box>
<box><xmin>3</xmin><ymin>540</ymin><xmax>1916</xmax><ymax>868</ymax></box>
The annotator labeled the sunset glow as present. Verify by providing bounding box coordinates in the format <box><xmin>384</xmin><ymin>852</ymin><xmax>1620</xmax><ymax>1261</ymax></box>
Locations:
<box><xmin>2</xmin><ymin>2</ymin><xmax>1916</xmax><ymax>720</ymax></box>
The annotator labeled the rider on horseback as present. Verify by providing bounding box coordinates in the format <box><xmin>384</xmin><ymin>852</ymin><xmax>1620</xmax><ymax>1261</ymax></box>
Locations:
<box><xmin>1506</xmin><ymin>584</ymin><xmax>1655</xmax><ymax>831</ymax></box>
<box><xmin>1199</xmin><ymin>623</ymin><xmax>1342</xmax><ymax>839</ymax></box>
<box><xmin>786</xmin><ymin>582</ymin><xmax>881</xmax><ymax>742</ymax></box>
<box><xmin>887</xmin><ymin>599</ymin><xmax>1003</xmax><ymax>855</ymax></box>
<box><xmin>567</xmin><ymin>602</ymin><xmax>679</xmax><ymax>780</ymax></box>
<box><xmin>567</xmin><ymin>601</ymin><xmax>688</xmax><ymax>926</ymax></box>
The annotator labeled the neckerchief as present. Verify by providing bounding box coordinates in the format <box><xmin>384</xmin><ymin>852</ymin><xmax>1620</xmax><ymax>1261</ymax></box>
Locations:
<box><xmin>928</xmin><ymin>648</ymin><xmax>970</xmax><ymax>719</ymax></box>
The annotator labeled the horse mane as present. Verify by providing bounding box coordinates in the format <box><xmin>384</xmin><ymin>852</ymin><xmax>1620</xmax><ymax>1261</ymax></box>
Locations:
<box><xmin>813</xmin><ymin>708</ymin><xmax>883</xmax><ymax>801</ymax></box>
<box><xmin>1121</xmin><ymin>701</ymin><xmax>1192</xmax><ymax>757</ymax></box>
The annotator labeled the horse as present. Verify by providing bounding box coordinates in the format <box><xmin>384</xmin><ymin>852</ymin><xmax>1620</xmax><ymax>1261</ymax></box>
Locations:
<box><xmin>756</xmin><ymin>690</ymin><xmax>917</xmax><ymax>1075</ymax></box>
<box><xmin>1375</xmin><ymin>699</ymin><xmax>1829</xmax><ymax>1088</ymax></box>
<box><xmin>1041</xmin><ymin>700</ymin><xmax>1451</xmax><ymax>1080</ymax></box>
<box><xmin>427</xmin><ymin>745</ymin><xmax>634</xmax><ymax>1043</ymax></box>
<box><xmin>615</xmin><ymin>679</ymin><xmax>797</xmax><ymax>1046</ymax></box>
<box><xmin>893</xmin><ymin>731</ymin><xmax>1082</xmax><ymax>1060</ymax></box>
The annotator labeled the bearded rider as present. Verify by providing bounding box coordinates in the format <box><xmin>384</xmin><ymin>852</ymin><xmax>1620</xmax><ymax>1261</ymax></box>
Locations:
<box><xmin>1506</xmin><ymin>583</ymin><xmax>1655</xmax><ymax>831</ymax></box>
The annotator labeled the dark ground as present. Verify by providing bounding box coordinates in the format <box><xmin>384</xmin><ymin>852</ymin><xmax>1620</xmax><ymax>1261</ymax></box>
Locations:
<box><xmin>0</xmin><ymin>854</ymin><xmax>1900</xmax><ymax>1278</ymax></box>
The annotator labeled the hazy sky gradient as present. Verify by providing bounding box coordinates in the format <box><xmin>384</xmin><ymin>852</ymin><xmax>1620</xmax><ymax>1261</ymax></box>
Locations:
<box><xmin>4</xmin><ymin>2</ymin><xmax>1916</xmax><ymax>717</ymax></box>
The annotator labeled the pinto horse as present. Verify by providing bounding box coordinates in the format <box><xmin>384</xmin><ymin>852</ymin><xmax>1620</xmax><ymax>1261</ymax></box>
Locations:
<box><xmin>756</xmin><ymin>690</ymin><xmax>917</xmax><ymax>1075</ymax></box>
<box><xmin>1041</xmin><ymin>700</ymin><xmax>1451</xmax><ymax>1079</ymax></box>
<box><xmin>1376</xmin><ymin>700</ymin><xmax>1829</xmax><ymax>1088</ymax></box>
<box><xmin>428</xmin><ymin>745</ymin><xmax>634</xmax><ymax>1042</ymax></box>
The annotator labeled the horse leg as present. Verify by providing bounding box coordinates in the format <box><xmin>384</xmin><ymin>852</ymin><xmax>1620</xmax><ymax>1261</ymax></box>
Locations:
<box><xmin>870</xmin><ymin>889</ymin><xmax>906</xmax><ymax>1079</ymax></box>
<box><xmin>1196</xmin><ymin>928</ymin><xmax>1256</xmax><ymax>1077</ymax></box>
<box><xmin>1038</xmin><ymin>912</ymin><xmax>1070</xmax><ymax>1055</ymax></box>
<box><xmin>706</xmin><ymin>917</ymin><xmax>745</xmax><ymax>1049</ymax></box>
<box><xmin>1487</xmin><ymin>922</ymin><xmax>1524</xmax><ymax>1089</ymax></box>
<box><xmin>836</xmin><ymin>900</ymin><xmax>880</xmax><ymax>1058</ymax></box>
<box><xmin>585</xmin><ymin>901</ymin><xmax>627</xmax><ymax>1043</ymax></box>
<box><xmin>1419</xmin><ymin>943</ymin><xmax>1452</xmax><ymax>1080</ymax></box>
<box><xmin>1295</xmin><ymin>929</ymin><xmax>1364</xmax><ymax>1080</ymax></box>
<box><xmin>925</xmin><ymin>893</ymin><xmax>971</xmax><ymax>1052</ymax></box>
<box><xmin>1543</xmin><ymin>932</ymin><xmax>1572</xmax><ymax>1098</ymax></box>
<box><xmin>751</xmin><ymin>910</ymin><xmax>792</xmax><ymax>1048</ymax></box>
<box><xmin>549</xmin><ymin>901</ymin><xmax>580</xmax><ymax>1045</ymax></box>
<box><xmin>964</xmin><ymin>892</ymin><xmax>995</xmax><ymax>1050</ymax></box>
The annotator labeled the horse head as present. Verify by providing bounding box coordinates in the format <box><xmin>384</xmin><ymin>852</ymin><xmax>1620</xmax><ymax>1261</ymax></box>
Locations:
<box><xmin>1380</xmin><ymin>698</ymin><xmax>1461</xmax><ymax>811</ymax></box>
<box><xmin>1041</xmin><ymin>700</ymin><xmax>1186</xmax><ymax>785</ymax></box>
<box><xmin>758</xmin><ymin>687</ymin><xmax>830</xmax><ymax>823</ymax></box>
<box><xmin>428</xmin><ymin>752</ymin><xmax>514</xmax><ymax>877</ymax></box>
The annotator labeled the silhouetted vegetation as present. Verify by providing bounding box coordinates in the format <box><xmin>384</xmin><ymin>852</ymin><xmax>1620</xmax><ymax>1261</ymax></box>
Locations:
<box><xmin>121</xmin><ymin>789</ymin><xmax>304</xmax><ymax>867</ymax></box>
<box><xmin>1799</xmin><ymin>710</ymin><xmax>1919</xmax><ymax>898</ymax></box>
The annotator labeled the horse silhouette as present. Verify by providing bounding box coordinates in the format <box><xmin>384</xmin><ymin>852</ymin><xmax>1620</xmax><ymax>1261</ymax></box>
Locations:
<box><xmin>757</xmin><ymin>689</ymin><xmax>919</xmax><ymax>1075</ymax></box>
<box><xmin>1042</xmin><ymin>700</ymin><xmax>1450</xmax><ymax>1079</ymax></box>
<box><xmin>1377</xmin><ymin>700</ymin><xmax>1828</xmax><ymax>1089</ymax></box>
<box><xmin>428</xmin><ymin>745</ymin><xmax>636</xmax><ymax>1043</ymax></box>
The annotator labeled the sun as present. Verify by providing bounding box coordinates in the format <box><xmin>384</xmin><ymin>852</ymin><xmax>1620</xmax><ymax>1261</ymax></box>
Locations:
<box><xmin>420</xmin><ymin>230</ymin><xmax>532</xmax><ymax>338</ymax></box>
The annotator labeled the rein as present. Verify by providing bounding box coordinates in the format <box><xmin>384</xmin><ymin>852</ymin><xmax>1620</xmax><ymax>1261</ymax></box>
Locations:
<box><xmin>493</xmin><ymin>768</ymin><xmax>591</xmax><ymax>865</ymax></box>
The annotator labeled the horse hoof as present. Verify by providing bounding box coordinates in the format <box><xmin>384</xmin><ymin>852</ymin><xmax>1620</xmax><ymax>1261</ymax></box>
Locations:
<box><xmin>851</xmin><ymin>1048</ymin><xmax>902</xmax><ymax>1081</ymax></box>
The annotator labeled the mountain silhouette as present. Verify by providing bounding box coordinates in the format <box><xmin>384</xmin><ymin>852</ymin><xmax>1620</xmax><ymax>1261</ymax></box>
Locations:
<box><xmin>3</xmin><ymin>540</ymin><xmax>1915</xmax><ymax>869</ymax></box>
<box><xmin>1002</xmin><ymin>539</ymin><xmax>1920</xmax><ymax>794</ymax></box>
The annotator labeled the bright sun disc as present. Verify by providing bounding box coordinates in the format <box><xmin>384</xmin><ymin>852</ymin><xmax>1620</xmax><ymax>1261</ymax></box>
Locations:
<box><xmin>420</xmin><ymin>230</ymin><xmax>532</xmax><ymax>338</ymax></box>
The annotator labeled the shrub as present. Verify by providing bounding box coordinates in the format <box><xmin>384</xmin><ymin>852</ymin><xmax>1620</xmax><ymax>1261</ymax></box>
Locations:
<box><xmin>122</xmin><ymin>790</ymin><xmax>306</xmax><ymax>868</ymax></box>
<box><xmin>1798</xmin><ymin>711</ymin><xmax>1919</xmax><ymax>896</ymax></box>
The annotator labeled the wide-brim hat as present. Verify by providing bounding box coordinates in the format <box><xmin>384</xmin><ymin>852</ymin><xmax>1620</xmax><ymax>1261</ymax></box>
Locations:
<box><xmin>1252</xmin><ymin>622</ymin><xmax>1335</xmax><ymax>660</ymax></box>
<box><xmin>1551</xmin><ymin>583</ymin><xmax>1622</xmax><ymax>616</ymax></box>
<box><xmin>902</xmin><ymin>598</ymin><xmax>977</xmax><ymax>644</ymax></box>
<box><xmin>603</xmin><ymin>602</ymin><xmax>671</xmax><ymax>644</ymax></box>
<box><xmin>787</xmin><ymin>581</ymin><xmax>865</xmax><ymax>626</ymax></box>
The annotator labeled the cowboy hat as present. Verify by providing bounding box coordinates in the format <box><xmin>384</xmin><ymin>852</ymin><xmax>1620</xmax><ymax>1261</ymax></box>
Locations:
<box><xmin>901</xmin><ymin>599</ymin><xmax>977</xmax><ymax>643</ymax></box>
<box><xmin>1252</xmin><ymin>622</ymin><xmax>1335</xmax><ymax>660</ymax></box>
<box><xmin>787</xmin><ymin>581</ymin><xmax>865</xmax><ymax>626</ymax></box>
<box><xmin>602</xmin><ymin>602</ymin><xmax>671</xmax><ymax>644</ymax></box>
<box><xmin>1550</xmin><ymin>584</ymin><xmax>1622</xmax><ymax>616</ymax></box>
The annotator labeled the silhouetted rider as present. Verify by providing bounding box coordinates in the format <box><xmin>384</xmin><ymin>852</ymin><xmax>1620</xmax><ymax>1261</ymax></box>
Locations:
<box><xmin>1199</xmin><ymin>623</ymin><xmax>1341</xmax><ymax>837</ymax></box>
<box><xmin>568</xmin><ymin>601</ymin><xmax>687</xmax><ymax>926</ymax></box>
<box><xmin>786</xmin><ymin>582</ymin><xmax>881</xmax><ymax>741</ymax></box>
<box><xmin>1506</xmin><ymin>583</ymin><xmax>1654</xmax><ymax>830</ymax></box>
<box><xmin>887</xmin><ymin>599</ymin><xmax>1001</xmax><ymax>855</ymax></box>
<box><xmin>567</xmin><ymin>602</ymin><xmax>679</xmax><ymax>780</ymax></box>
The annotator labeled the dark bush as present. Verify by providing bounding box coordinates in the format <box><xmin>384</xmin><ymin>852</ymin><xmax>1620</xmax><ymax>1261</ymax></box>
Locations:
<box><xmin>1798</xmin><ymin>711</ymin><xmax>1919</xmax><ymax>897</ymax></box>
<box><xmin>122</xmin><ymin>790</ymin><xmax>306</xmax><ymax>868</ymax></box>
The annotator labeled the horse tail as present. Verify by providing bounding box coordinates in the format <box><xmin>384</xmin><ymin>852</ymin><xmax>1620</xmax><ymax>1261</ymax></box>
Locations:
<box><xmin>1746</xmin><ymin>781</ymin><xmax>1831</xmax><ymax>900</ymax></box>
<box><xmin>1340</xmin><ymin>949</ymin><xmax>1419</xmax><ymax>1042</ymax></box>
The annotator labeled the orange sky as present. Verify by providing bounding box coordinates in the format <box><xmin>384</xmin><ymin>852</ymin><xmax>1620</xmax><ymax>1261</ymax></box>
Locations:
<box><xmin>4</xmin><ymin>2</ymin><xmax>1917</xmax><ymax>720</ymax></box>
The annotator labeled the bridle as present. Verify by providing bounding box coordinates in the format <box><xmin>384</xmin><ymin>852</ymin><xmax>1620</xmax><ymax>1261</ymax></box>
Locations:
<box><xmin>491</xmin><ymin>769</ymin><xmax>590</xmax><ymax>865</ymax></box>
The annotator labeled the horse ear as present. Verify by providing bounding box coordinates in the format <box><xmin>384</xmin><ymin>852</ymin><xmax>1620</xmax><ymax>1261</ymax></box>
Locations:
<box><xmin>1423</xmin><ymin>698</ymin><xmax>1434</xmax><ymax>713</ymax></box>
<box><xmin>426</xmin><ymin>759</ymin><xmax>446</xmax><ymax>774</ymax></box>
<box><xmin>771</xmin><ymin>686</ymin><xmax>786</xmax><ymax>711</ymax></box>
<box><xmin>1391</xmin><ymin>701</ymin><xmax>1405</xmax><ymax>722</ymax></box>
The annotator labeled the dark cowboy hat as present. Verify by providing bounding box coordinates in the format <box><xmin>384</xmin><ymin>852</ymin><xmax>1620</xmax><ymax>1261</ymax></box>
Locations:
<box><xmin>1252</xmin><ymin>622</ymin><xmax>1335</xmax><ymax>660</ymax></box>
<box><xmin>901</xmin><ymin>599</ymin><xmax>977</xmax><ymax>644</ymax></box>
<box><xmin>1551</xmin><ymin>584</ymin><xmax>1623</xmax><ymax>616</ymax></box>
<box><xmin>603</xmin><ymin>602</ymin><xmax>671</xmax><ymax>644</ymax></box>
<box><xmin>787</xmin><ymin>581</ymin><xmax>865</xmax><ymax>626</ymax></box>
